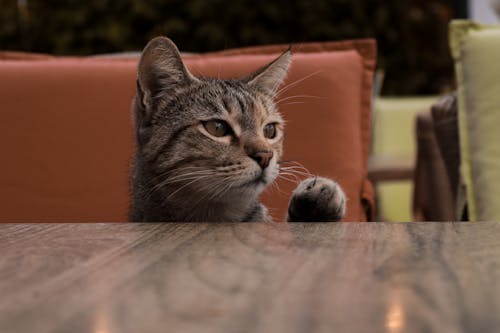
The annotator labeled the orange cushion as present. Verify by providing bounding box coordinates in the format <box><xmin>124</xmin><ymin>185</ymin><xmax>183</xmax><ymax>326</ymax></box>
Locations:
<box><xmin>0</xmin><ymin>51</ymin><xmax>54</xmax><ymax>60</ymax></box>
<box><xmin>0</xmin><ymin>59</ymin><xmax>136</xmax><ymax>221</ymax></box>
<box><xmin>0</xmin><ymin>40</ymin><xmax>375</xmax><ymax>222</ymax></box>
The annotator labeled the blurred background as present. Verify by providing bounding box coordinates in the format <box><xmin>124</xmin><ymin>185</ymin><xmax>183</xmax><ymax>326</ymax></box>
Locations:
<box><xmin>1</xmin><ymin>0</ymin><xmax>499</xmax><ymax>222</ymax></box>
<box><xmin>0</xmin><ymin>0</ymin><xmax>474</xmax><ymax>95</ymax></box>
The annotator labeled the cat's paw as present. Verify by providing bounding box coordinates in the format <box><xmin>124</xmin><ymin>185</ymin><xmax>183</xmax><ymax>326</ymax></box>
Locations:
<box><xmin>287</xmin><ymin>176</ymin><xmax>346</xmax><ymax>222</ymax></box>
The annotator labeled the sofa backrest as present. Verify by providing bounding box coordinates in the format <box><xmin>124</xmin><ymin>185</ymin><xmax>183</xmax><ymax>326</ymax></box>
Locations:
<box><xmin>0</xmin><ymin>40</ymin><xmax>376</xmax><ymax>222</ymax></box>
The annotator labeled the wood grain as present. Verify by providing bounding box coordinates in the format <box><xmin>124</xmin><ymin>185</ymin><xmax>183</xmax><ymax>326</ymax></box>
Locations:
<box><xmin>1</xmin><ymin>222</ymin><xmax>500</xmax><ymax>333</ymax></box>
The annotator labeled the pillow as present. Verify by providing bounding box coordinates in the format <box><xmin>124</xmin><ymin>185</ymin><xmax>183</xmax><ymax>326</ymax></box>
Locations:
<box><xmin>0</xmin><ymin>51</ymin><xmax>54</xmax><ymax>60</ymax></box>
<box><xmin>0</xmin><ymin>40</ymin><xmax>375</xmax><ymax>222</ymax></box>
<box><xmin>0</xmin><ymin>58</ymin><xmax>137</xmax><ymax>222</ymax></box>
<box><xmin>449</xmin><ymin>20</ymin><xmax>500</xmax><ymax>221</ymax></box>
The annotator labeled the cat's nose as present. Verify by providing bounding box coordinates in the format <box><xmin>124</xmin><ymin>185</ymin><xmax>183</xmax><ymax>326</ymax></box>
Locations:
<box><xmin>250</xmin><ymin>151</ymin><xmax>273</xmax><ymax>169</ymax></box>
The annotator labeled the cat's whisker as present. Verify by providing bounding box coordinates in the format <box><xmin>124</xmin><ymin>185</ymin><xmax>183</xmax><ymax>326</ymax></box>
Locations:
<box><xmin>163</xmin><ymin>174</ymin><xmax>214</xmax><ymax>203</ymax></box>
<box><xmin>277</xmin><ymin>173</ymin><xmax>301</xmax><ymax>184</ymax></box>
<box><xmin>279</xmin><ymin>167</ymin><xmax>312</xmax><ymax>178</ymax></box>
<box><xmin>145</xmin><ymin>173</ymin><xmax>215</xmax><ymax>202</ymax></box>
<box><xmin>146</xmin><ymin>167</ymin><xmax>218</xmax><ymax>202</ymax></box>
<box><xmin>278</xmin><ymin>161</ymin><xmax>313</xmax><ymax>185</ymax></box>
<box><xmin>148</xmin><ymin>166</ymin><xmax>209</xmax><ymax>184</ymax></box>
<box><xmin>279</xmin><ymin>173</ymin><xmax>308</xmax><ymax>181</ymax></box>
<box><xmin>276</xmin><ymin>176</ymin><xmax>299</xmax><ymax>186</ymax></box>
<box><xmin>281</xmin><ymin>101</ymin><xmax>308</xmax><ymax>106</ymax></box>
<box><xmin>200</xmin><ymin>175</ymin><xmax>226</xmax><ymax>196</ymax></box>
<box><xmin>148</xmin><ymin>169</ymin><xmax>213</xmax><ymax>191</ymax></box>
<box><xmin>279</xmin><ymin>172</ymin><xmax>310</xmax><ymax>183</ymax></box>
<box><xmin>280</xmin><ymin>160</ymin><xmax>307</xmax><ymax>165</ymax></box>
<box><xmin>279</xmin><ymin>170</ymin><xmax>303</xmax><ymax>180</ymax></box>
<box><xmin>279</xmin><ymin>164</ymin><xmax>310</xmax><ymax>171</ymax></box>
<box><xmin>183</xmin><ymin>178</ymin><xmax>229</xmax><ymax>220</ymax></box>
<box><xmin>276</xmin><ymin>94</ymin><xmax>326</xmax><ymax>105</ymax></box>
<box><xmin>275</xmin><ymin>70</ymin><xmax>322</xmax><ymax>97</ymax></box>
<box><xmin>211</xmin><ymin>178</ymin><xmax>236</xmax><ymax>201</ymax></box>
<box><xmin>279</xmin><ymin>161</ymin><xmax>312</xmax><ymax>175</ymax></box>
<box><xmin>161</xmin><ymin>166</ymin><xmax>213</xmax><ymax>175</ymax></box>
<box><xmin>280</xmin><ymin>165</ymin><xmax>311</xmax><ymax>173</ymax></box>
<box><xmin>165</xmin><ymin>166</ymin><xmax>209</xmax><ymax>172</ymax></box>
<box><xmin>196</xmin><ymin>175</ymin><xmax>234</xmax><ymax>206</ymax></box>
<box><xmin>158</xmin><ymin>176</ymin><xmax>212</xmax><ymax>189</ymax></box>
<box><xmin>221</xmin><ymin>176</ymin><xmax>239</xmax><ymax>196</ymax></box>
<box><xmin>270</xmin><ymin>180</ymin><xmax>288</xmax><ymax>197</ymax></box>
<box><xmin>163</xmin><ymin>170</ymin><xmax>214</xmax><ymax>183</ymax></box>
<box><xmin>280</xmin><ymin>163</ymin><xmax>310</xmax><ymax>170</ymax></box>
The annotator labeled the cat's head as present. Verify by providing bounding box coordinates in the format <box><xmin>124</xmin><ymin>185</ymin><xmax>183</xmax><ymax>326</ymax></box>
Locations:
<box><xmin>134</xmin><ymin>37</ymin><xmax>291</xmax><ymax>201</ymax></box>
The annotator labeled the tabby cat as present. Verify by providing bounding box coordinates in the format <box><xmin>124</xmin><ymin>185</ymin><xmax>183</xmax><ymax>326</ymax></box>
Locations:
<box><xmin>130</xmin><ymin>37</ymin><xmax>346</xmax><ymax>222</ymax></box>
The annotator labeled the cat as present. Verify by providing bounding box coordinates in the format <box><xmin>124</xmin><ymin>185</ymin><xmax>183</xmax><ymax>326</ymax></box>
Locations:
<box><xmin>130</xmin><ymin>36</ymin><xmax>346</xmax><ymax>222</ymax></box>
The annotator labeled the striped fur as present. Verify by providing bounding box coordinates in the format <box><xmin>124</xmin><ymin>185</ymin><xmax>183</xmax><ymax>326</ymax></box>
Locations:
<box><xmin>130</xmin><ymin>37</ymin><xmax>346</xmax><ymax>222</ymax></box>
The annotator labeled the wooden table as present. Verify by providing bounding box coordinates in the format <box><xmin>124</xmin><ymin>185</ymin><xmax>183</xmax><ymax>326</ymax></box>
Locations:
<box><xmin>1</xmin><ymin>222</ymin><xmax>500</xmax><ymax>333</ymax></box>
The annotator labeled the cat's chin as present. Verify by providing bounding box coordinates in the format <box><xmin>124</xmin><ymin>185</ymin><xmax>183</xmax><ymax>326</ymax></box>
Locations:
<box><xmin>237</xmin><ymin>172</ymin><xmax>275</xmax><ymax>192</ymax></box>
<box><xmin>223</xmin><ymin>176</ymin><xmax>272</xmax><ymax>199</ymax></box>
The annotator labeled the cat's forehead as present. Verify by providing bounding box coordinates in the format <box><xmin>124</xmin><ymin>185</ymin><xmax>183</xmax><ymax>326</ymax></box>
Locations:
<box><xmin>201</xmin><ymin>79</ymin><xmax>278</xmax><ymax>117</ymax></box>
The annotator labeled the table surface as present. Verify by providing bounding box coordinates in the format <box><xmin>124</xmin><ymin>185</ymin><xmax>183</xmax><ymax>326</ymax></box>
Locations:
<box><xmin>1</xmin><ymin>222</ymin><xmax>500</xmax><ymax>333</ymax></box>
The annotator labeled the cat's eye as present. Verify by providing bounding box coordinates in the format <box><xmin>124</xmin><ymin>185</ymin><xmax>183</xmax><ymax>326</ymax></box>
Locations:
<box><xmin>203</xmin><ymin>120</ymin><xmax>232</xmax><ymax>137</ymax></box>
<box><xmin>263</xmin><ymin>123</ymin><xmax>277</xmax><ymax>139</ymax></box>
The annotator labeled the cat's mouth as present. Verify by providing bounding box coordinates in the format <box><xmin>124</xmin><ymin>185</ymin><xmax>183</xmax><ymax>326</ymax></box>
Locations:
<box><xmin>253</xmin><ymin>172</ymin><xmax>267</xmax><ymax>184</ymax></box>
<box><xmin>246</xmin><ymin>170</ymin><xmax>269</xmax><ymax>187</ymax></box>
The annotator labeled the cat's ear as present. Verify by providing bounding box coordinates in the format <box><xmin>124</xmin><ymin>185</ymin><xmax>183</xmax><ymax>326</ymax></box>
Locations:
<box><xmin>244</xmin><ymin>49</ymin><xmax>292</xmax><ymax>95</ymax></box>
<box><xmin>136</xmin><ymin>36</ymin><xmax>197</xmax><ymax>121</ymax></box>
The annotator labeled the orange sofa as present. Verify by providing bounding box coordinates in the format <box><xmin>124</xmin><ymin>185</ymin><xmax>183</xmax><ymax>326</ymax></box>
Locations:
<box><xmin>0</xmin><ymin>40</ymin><xmax>376</xmax><ymax>222</ymax></box>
